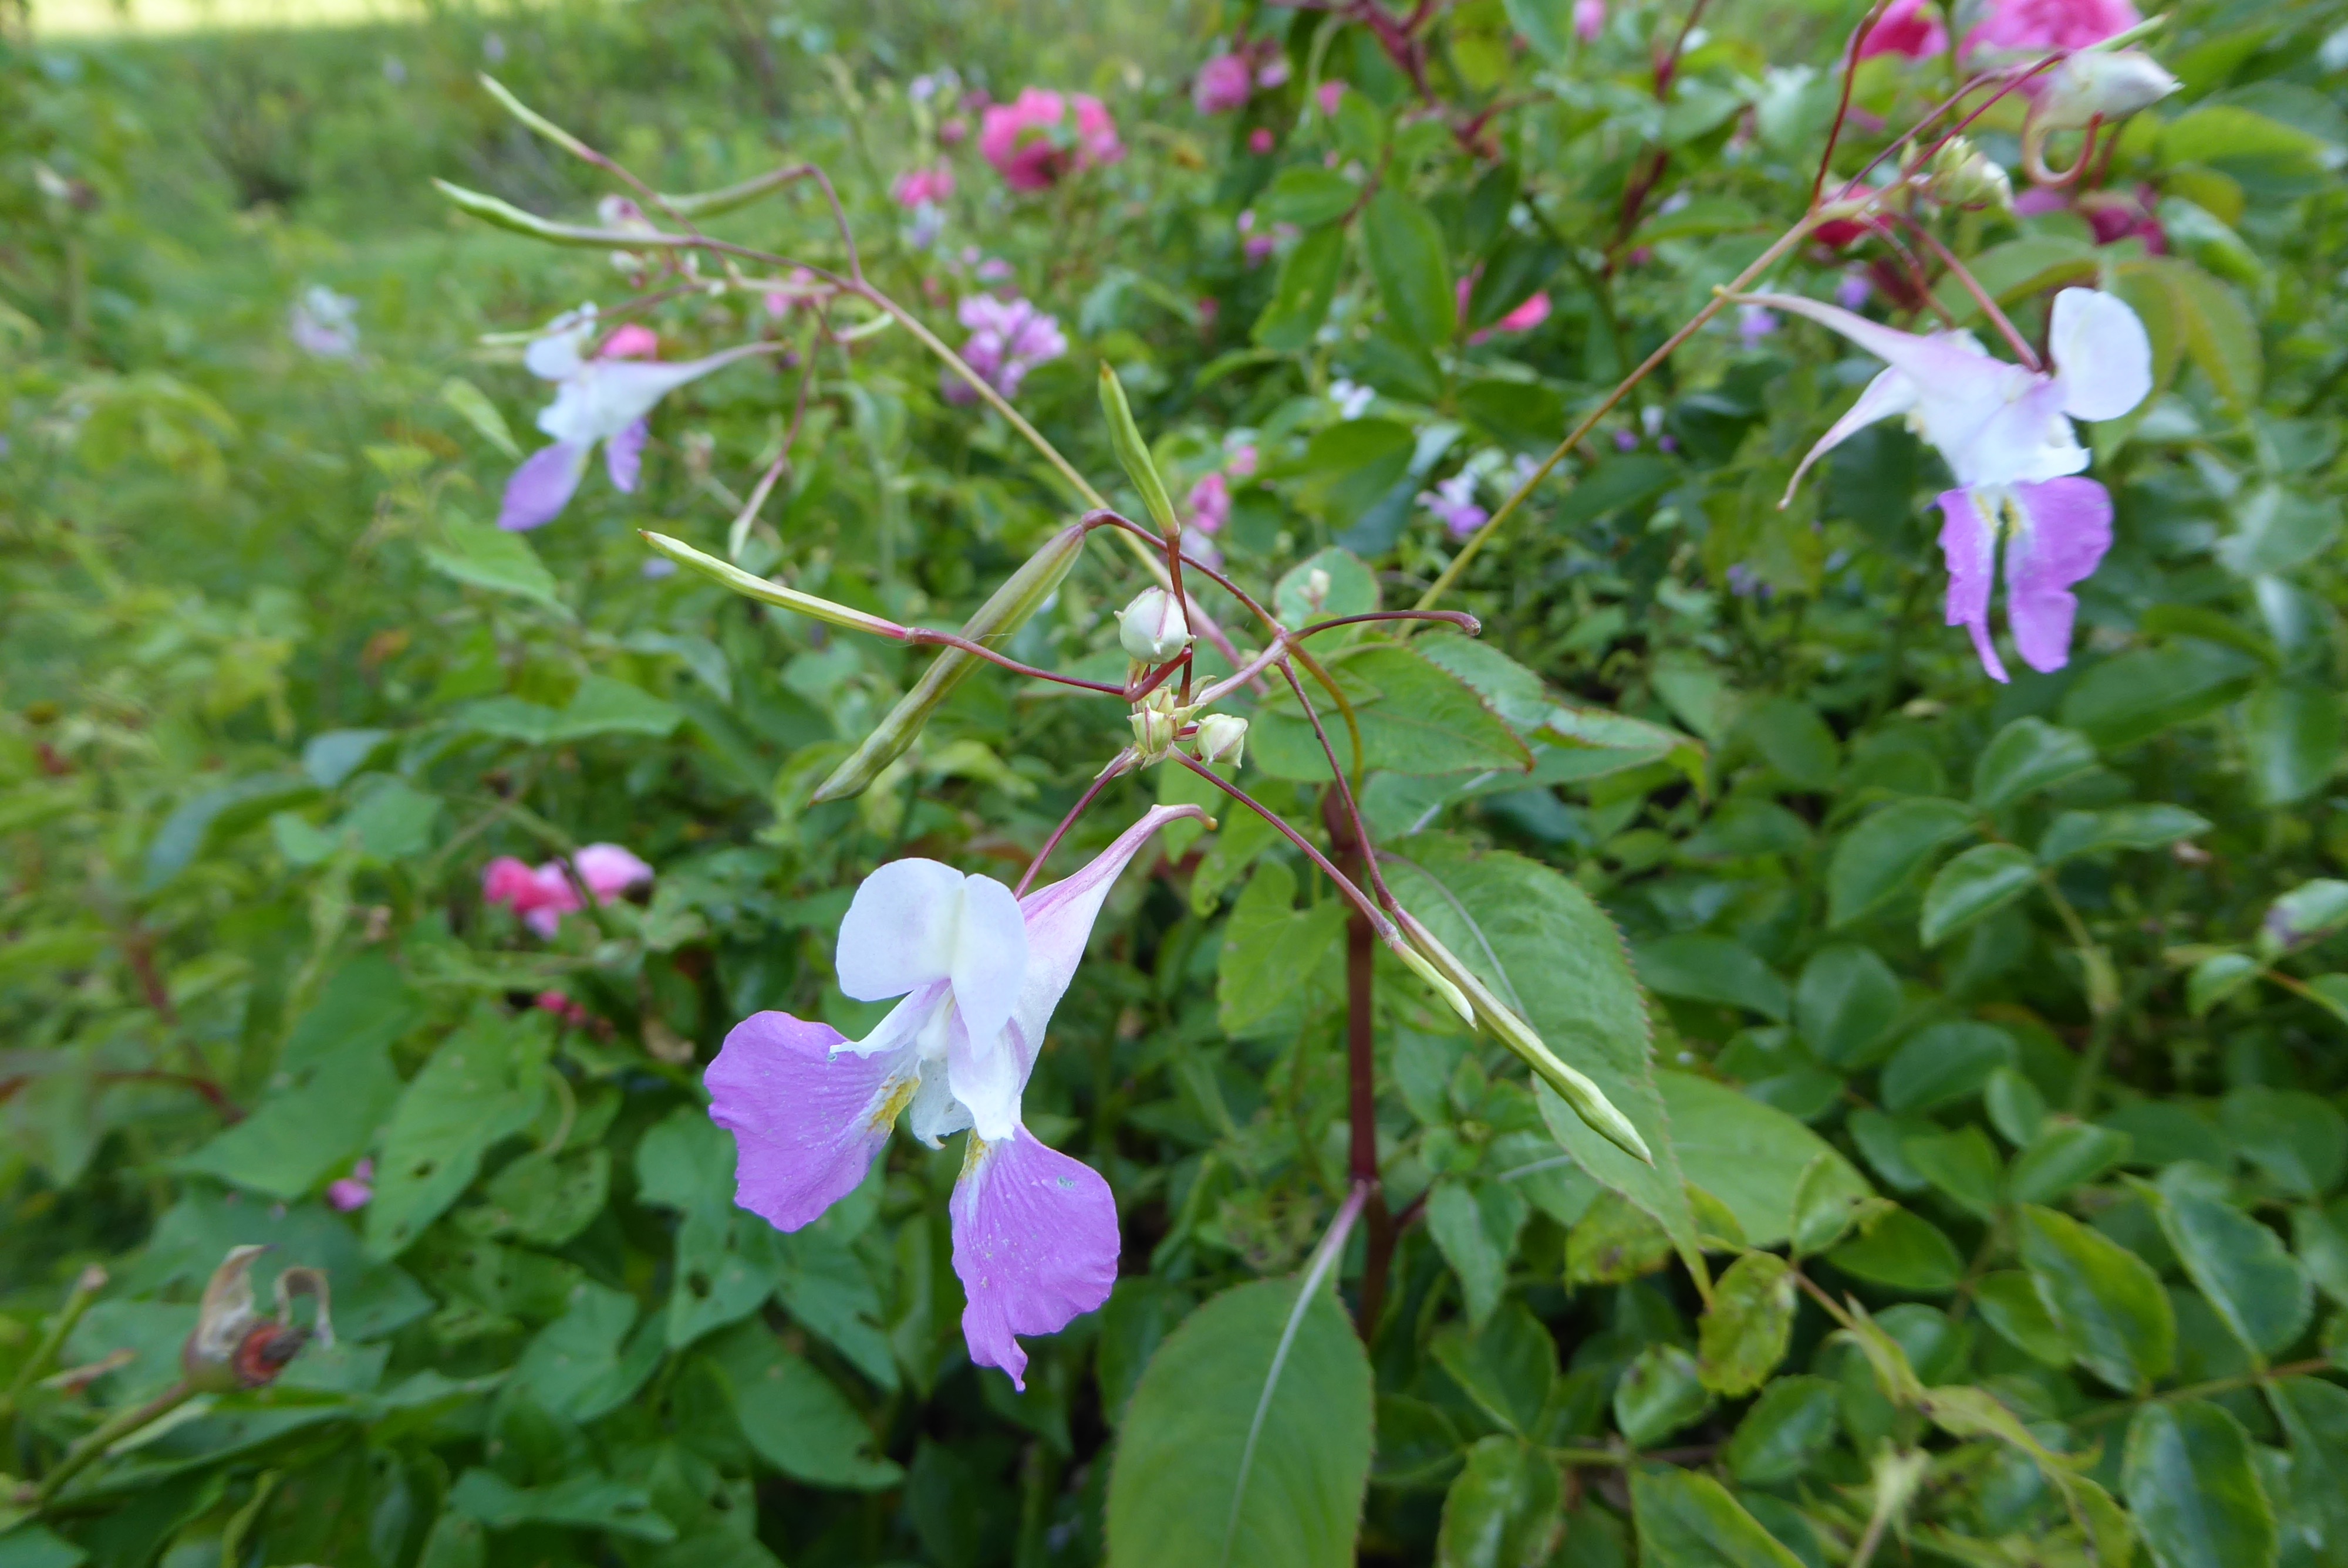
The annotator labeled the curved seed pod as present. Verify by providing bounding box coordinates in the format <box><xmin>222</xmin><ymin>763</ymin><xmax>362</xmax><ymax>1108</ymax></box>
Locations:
<box><xmin>814</xmin><ymin>521</ymin><xmax>1089</xmax><ymax>802</ymax></box>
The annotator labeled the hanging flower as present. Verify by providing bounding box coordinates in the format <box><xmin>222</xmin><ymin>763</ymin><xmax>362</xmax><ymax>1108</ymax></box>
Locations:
<box><xmin>289</xmin><ymin>286</ymin><xmax>361</xmax><ymax>359</ymax></box>
<box><xmin>1748</xmin><ymin>286</ymin><xmax>2152</xmax><ymax>681</ymax></box>
<box><xmin>979</xmin><ymin>88</ymin><xmax>1124</xmax><ymax>191</ymax></box>
<box><xmin>483</xmin><ymin>844</ymin><xmax>655</xmax><ymax>937</ymax></box>
<box><xmin>497</xmin><ymin>307</ymin><xmax>775</xmax><ymax>532</ymax></box>
<box><xmin>943</xmin><ymin>295</ymin><xmax>1067</xmax><ymax>404</ymax></box>
<box><xmin>707</xmin><ymin>806</ymin><xmax>1200</xmax><ymax>1388</ymax></box>
<box><xmin>1193</xmin><ymin>52</ymin><xmax>1254</xmax><ymax>114</ymax></box>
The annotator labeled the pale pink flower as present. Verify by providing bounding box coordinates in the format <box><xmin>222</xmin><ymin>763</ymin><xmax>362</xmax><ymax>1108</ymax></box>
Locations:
<box><xmin>1315</xmin><ymin>80</ymin><xmax>1347</xmax><ymax>116</ymax></box>
<box><xmin>1421</xmin><ymin>472</ymin><xmax>1489</xmax><ymax>539</ymax></box>
<box><xmin>288</xmin><ymin>286</ymin><xmax>360</xmax><ymax>359</ymax></box>
<box><xmin>1574</xmin><ymin>0</ymin><xmax>1607</xmax><ymax>42</ymax></box>
<box><xmin>1194</xmin><ymin>52</ymin><xmax>1254</xmax><ymax>114</ymax></box>
<box><xmin>327</xmin><ymin>1158</ymin><xmax>373</xmax><ymax>1212</ymax></box>
<box><xmin>598</xmin><ymin>322</ymin><xmax>660</xmax><ymax>359</ymax></box>
<box><xmin>482</xmin><ymin>844</ymin><xmax>655</xmax><ymax>937</ymax></box>
<box><xmin>893</xmin><ymin>164</ymin><xmax>956</xmax><ymax>208</ymax></box>
<box><xmin>1227</xmin><ymin>444</ymin><xmax>1257</xmax><ymax>479</ymax></box>
<box><xmin>1968</xmin><ymin>0</ymin><xmax>2140</xmax><ymax>53</ymax></box>
<box><xmin>1186</xmin><ymin>470</ymin><xmax>1230</xmax><ymax>534</ymax></box>
<box><xmin>979</xmin><ymin>88</ymin><xmax>1124</xmax><ymax>192</ymax></box>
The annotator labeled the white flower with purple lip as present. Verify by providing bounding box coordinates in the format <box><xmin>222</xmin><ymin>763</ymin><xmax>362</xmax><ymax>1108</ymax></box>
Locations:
<box><xmin>1747</xmin><ymin>286</ymin><xmax>2151</xmax><ymax>682</ymax></box>
<box><xmin>497</xmin><ymin>307</ymin><xmax>775</xmax><ymax>532</ymax></box>
<box><xmin>707</xmin><ymin>805</ymin><xmax>1199</xmax><ymax>1389</ymax></box>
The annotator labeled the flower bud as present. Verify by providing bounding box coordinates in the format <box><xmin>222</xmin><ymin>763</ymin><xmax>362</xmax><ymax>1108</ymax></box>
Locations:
<box><xmin>1928</xmin><ymin>137</ymin><xmax>2012</xmax><ymax>212</ymax></box>
<box><xmin>1129</xmin><ymin>689</ymin><xmax>1182</xmax><ymax>761</ymax></box>
<box><xmin>182</xmin><ymin>1245</ymin><xmax>333</xmax><ymax>1393</ymax></box>
<box><xmin>2035</xmin><ymin>49</ymin><xmax>2179</xmax><ymax>132</ymax></box>
<box><xmin>1193</xmin><ymin>712</ymin><xmax>1248</xmax><ymax>768</ymax></box>
<box><xmin>1118</xmin><ymin>587</ymin><xmax>1193</xmax><ymax>663</ymax></box>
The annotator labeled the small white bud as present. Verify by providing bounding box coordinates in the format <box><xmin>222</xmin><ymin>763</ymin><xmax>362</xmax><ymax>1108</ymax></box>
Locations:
<box><xmin>2036</xmin><ymin>49</ymin><xmax>2180</xmax><ymax>132</ymax></box>
<box><xmin>1129</xmin><ymin>689</ymin><xmax>1182</xmax><ymax>760</ymax></box>
<box><xmin>1928</xmin><ymin>137</ymin><xmax>2013</xmax><ymax>212</ymax></box>
<box><xmin>1118</xmin><ymin>586</ymin><xmax>1193</xmax><ymax>663</ymax></box>
<box><xmin>1193</xmin><ymin>713</ymin><xmax>1248</xmax><ymax>768</ymax></box>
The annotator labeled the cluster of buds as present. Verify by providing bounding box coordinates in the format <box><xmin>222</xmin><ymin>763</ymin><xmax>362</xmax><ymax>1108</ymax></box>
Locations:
<box><xmin>181</xmin><ymin>1245</ymin><xmax>333</xmax><ymax>1393</ymax></box>
<box><xmin>1116</xmin><ymin>589</ymin><xmax>1246</xmax><ymax>768</ymax></box>
<box><xmin>1927</xmin><ymin>137</ymin><xmax>2014</xmax><ymax>213</ymax></box>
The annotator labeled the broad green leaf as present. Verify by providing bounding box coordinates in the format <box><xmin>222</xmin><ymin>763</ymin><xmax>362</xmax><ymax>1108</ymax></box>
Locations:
<box><xmin>1790</xmin><ymin>1153</ymin><xmax>1895</xmax><ymax>1256</ymax></box>
<box><xmin>1217</xmin><ymin>859</ymin><xmax>1345</xmax><ymax>1038</ymax></box>
<box><xmin>2150</xmin><ymin>1167</ymin><xmax>2313</xmax><ymax>1358</ymax></box>
<box><xmin>1658</xmin><ymin>1072</ymin><xmax>1871</xmax><ymax>1249</ymax></box>
<box><xmin>1902</xmin><ymin>1125</ymin><xmax>2003</xmax><ymax>1219</ymax></box>
<box><xmin>1827</xmin><ymin>1207</ymin><xmax>1964</xmax><ymax>1293</ymax></box>
<box><xmin>1919</xmin><ymin>843</ymin><xmax>2039</xmax><ymax>946</ymax></box>
<box><xmin>2008</xmin><ymin>1120</ymin><xmax>2131</xmax><ymax>1204</ymax></box>
<box><xmin>1794</xmin><ymin>945</ymin><xmax>1902</xmax><ymax>1067</ymax></box>
<box><xmin>1827</xmin><ymin>799</ymin><xmax>1979</xmax><ymax>927</ymax></box>
<box><xmin>1635</xmin><ymin>934</ymin><xmax>1789</xmax><ymax>1020</ymax></box>
<box><xmin>1881</xmin><ymin>1022</ymin><xmax>2016</xmax><ymax>1114</ymax></box>
<box><xmin>423</xmin><ymin>519</ymin><xmax>566</xmax><ymax>614</ymax></box>
<box><xmin>1288</xmin><ymin>420</ymin><xmax>1415</xmax><ymax>529</ymax></box>
<box><xmin>1566</xmin><ymin>1189</ymin><xmax>1675</xmax><ymax>1284</ymax></box>
<box><xmin>2266</xmin><ymin>1376</ymin><xmax>2348</xmax><ymax>1558</ymax></box>
<box><xmin>0</xmin><ymin>1526</ymin><xmax>86</xmax><ymax>1568</ymax></box>
<box><xmin>1380</xmin><ymin>834</ymin><xmax>1702</xmax><ymax>1279</ymax></box>
<box><xmin>1973</xmin><ymin>1271</ymin><xmax>2072</xmax><ymax>1366</ymax></box>
<box><xmin>1251</xmin><ymin>644</ymin><xmax>1530</xmax><ymax>780</ymax></box>
<box><xmin>2220</xmin><ymin>1087</ymin><xmax>2346</xmax><ymax>1197</ymax></box>
<box><xmin>1931</xmin><ymin>236</ymin><xmax>2100</xmax><ymax>322</ymax></box>
<box><xmin>1630</xmin><ymin>1465</ymin><xmax>1807</xmax><ymax>1568</ymax></box>
<box><xmin>2060</xmin><ymin>640</ymin><xmax>2262</xmax><ymax>749</ymax></box>
<box><xmin>2241</xmin><ymin>682</ymin><xmax>2343</xmax><ymax>807</ymax></box>
<box><xmin>2163</xmin><ymin>259</ymin><xmax>2264</xmax><ymax>411</ymax></box>
<box><xmin>1735</xmin><ymin>698</ymin><xmax>1838</xmax><ymax>790</ymax></box>
<box><xmin>1254</xmin><ymin>225</ymin><xmax>1348</xmax><ymax>350</ymax></box>
<box><xmin>1698</xmin><ymin>1252</ymin><xmax>1796</xmax><ymax>1395</ymax></box>
<box><xmin>1972</xmin><ymin>718</ymin><xmax>2100</xmax><ymax>810</ymax></box>
<box><xmin>1436</xmin><ymin>1437</ymin><xmax>1563</xmax><ymax>1568</ymax></box>
<box><xmin>1536</xmin><ymin>705</ymin><xmax>1706</xmax><ymax>790</ymax></box>
<box><xmin>2020</xmin><ymin>1204</ymin><xmax>2177</xmax><ymax>1393</ymax></box>
<box><xmin>1613</xmin><ymin>1344</ymin><xmax>1712</xmax><ymax>1447</ymax></box>
<box><xmin>1260</xmin><ymin>165</ymin><xmax>1360</xmax><ymax>228</ymax></box>
<box><xmin>1431</xmin><ymin>1302</ymin><xmax>1558</xmax><ymax>1437</ymax></box>
<box><xmin>509</xmin><ymin>1281</ymin><xmax>642</xmax><ymax>1421</ymax></box>
<box><xmin>365</xmin><ymin>1011</ymin><xmax>552</xmax><ymax>1258</ymax></box>
<box><xmin>704</xmin><ymin>1321</ymin><xmax>902</xmax><ymax>1489</ymax></box>
<box><xmin>2122</xmin><ymin>1401</ymin><xmax>2276</xmax><ymax>1568</ymax></box>
<box><xmin>1362</xmin><ymin>190</ymin><xmax>1455</xmax><ymax>350</ymax></box>
<box><xmin>1105</xmin><ymin>1277</ymin><xmax>1374</xmax><ymax>1568</ymax></box>
<box><xmin>2215</xmin><ymin>486</ymin><xmax>2341</xmax><ymax>579</ymax></box>
<box><xmin>1723</xmin><ymin>1376</ymin><xmax>1841</xmax><ymax>1485</ymax></box>
<box><xmin>447</xmin><ymin>1470</ymin><xmax>677</xmax><ymax>1542</ymax></box>
<box><xmin>439</xmin><ymin>376</ymin><xmax>521</xmax><ymax>457</ymax></box>
<box><xmin>2188</xmin><ymin>953</ymin><xmax>2261</xmax><ymax>1016</ymax></box>
<box><xmin>1426</xmin><ymin>1178</ymin><xmax>1529</xmax><ymax>1329</ymax></box>
<box><xmin>1274</xmin><ymin>546</ymin><xmax>1382</xmax><ymax>627</ymax></box>
<box><xmin>2039</xmin><ymin>805</ymin><xmax>2214</xmax><ymax>864</ymax></box>
<box><xmin>2262</xmin><ymin>881</ymin><xmax>2348</xmax><ymax>952</ymax></box>
<box><xmin>1503</xmin><ymin>0</ymin><xmax>1578</xmax><ymax>60</ymax></box>
<box><xmin>143</xmin><ymin>771</ymin><xmax>321</xmax><ymax>891</ymax></box>
<box><xmin>2291</xmin><ymin>1205</ymin><xmax>2348</xmax><ymax>1307</ymax></box>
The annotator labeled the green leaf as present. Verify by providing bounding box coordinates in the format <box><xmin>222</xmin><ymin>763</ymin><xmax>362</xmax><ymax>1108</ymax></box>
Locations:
<box><xmin>1251</xmin><ymin>644</ymin><xmax>1530</xmax><ymax>780</ymax></box>
<box><xmin>143</xmin><ymin>771</ymin><xmax>322</xmax><ymax>891</ymax></box>
<box><xmin>2266</xmin><ymin>1376</ymin><xmax>2348</xmax><ymax>1558</ymax></box>
<box><xmin>2263</xmin><ymin>880</ymin><xmax>2348</xmax><ymax>952</ymax></box>
<box><xmin>1105</xmin><ymin>1277</ymin><xmax>1374</xmax><ymax>1568</ymax></box>
<box><xmin>704</xmin><ymin>1322</ymin><xmax>902</xmax><ymax>1489</ymax></box>
<box><xmin>1827</xmin><ymin>799</ymin><xmax>1979</xmax><ymax>927</ymax></box>
<box><xmin>365</xmin><ymin>1011</ymin><xmax>552</xmax><ymax>1258</ymax></box>
<box><xmin>1698</xmin><ymin>1252</ymin><xmax>1796</xmax><ymax>1396</ymax></box>
<box><xmin>1635</xmin><ymin>935</ymin><xmax>1789</xmax><ymax>1020</ymax></box>
<box><xmin>2215</xmin><ymin>485</ymin><xmax>2341</xmax><ymax>579</ymax></box>
<box><xmin>1735</xmin><ymin>698</ymin><xmax>1839</xmax><ymax>790</ymax></box>
<box><xmin>1426</xmin><ymin>1178</ymin><xmax>1529</xmax><ymax>1329</ymax></box>
<box><xmin>2122</xmin><ymin>1401</ymin><xmax>2276</xmax><ymax>1568</ymax></box>
<box><xmin>1431</xmin><ymin>1302</ymin><xmax>1558</xmax><ymax>1437</ymax></box>
<box><xmin>2008</xmin><ymin>1120</ymin><xmax>2131</xmax><ymax>1204</ymax></box>
<box><xmin>1436</xmin><ymin>1437</ymin><xmax>1563</xmax><ymax>1568</ymax></box>
<box><xmin>2150</xmin><ymin>1166</ymin><xmax>2313</xmax><ymax>1358</ymax></box>
<box><xmin>2188</xmin><ymin>953</ymin><xmax>2261</xmax><ymax>1017</ymax></box>
<box><xmin>1723</xmin><ymin>1376</ymin><xmax>1841</xmax><ymax>1485</ymax></box>
<box><xmin>1931</xmin><ymin>236</ymin><xmax>2100</xmax><ymax>322</ymax></box>
<box><xmin>1567</xmin><ymin>1189</ymin><xmax>1675</xmax><ymax>1285</ymax></box>
<box><xmin>439</xmin><ymin>376</ymin><xmax>521</xmax><ymax>458</ymax></box>
<box><xmin>1536</xmin><ymin>705</ymin><xmax>1706</xmax><ymax>790</ymax></box>
<box><xmin>2220</xmin><ymin>1087</ymin><xmax>2346</xmax><ymax>1197</ymax></box>
<box><xmin>1973</xmin><ymin>1271</ymin><xmax>2073</xmax><ymax>1367</ymax></box>
<box><xmin>2020</xmin><ymin>1204</ymin><xmax>2177</xmax><ymax>1393</ymax></box>
<box><xmin>1362</xmin><ymin>190</ymin><xmax>1455</xmax><ymax>350</ymax></box>
<box><xmin>1630</xmin><ymin>1465</ymin><xmax>1807</xmax><ymax>1568</ymax></box>
<box><xmin>1919</xmin><ymin>843</ymin><xmax>2039</xmax><ymax>947</ymax></box>
<box><xmin>509</xmin><ymin>1281</ymin><xmax>643</xmax><ymax>1421</ymax></box>
<box><xmin>2241</xmin><ymin>682</ymin><xmax>2342</xmax><ymax>807</ymax></box>
<box><xmin>1658</xmin><ymin>1072</ymin><xmax>1871</xmax><ymax>1249</ymax></box>
<box><xmin>2039</xmin><ymin>805</ymin><xmax>2214</xmax><ymax>864</ymax></box>
<box><xmin>1827</xmin><ymin>1207</ymin><xmax>1964</xmax><ymax>1293</ymax></box>
<box><xmin>423</xmin><ymin>519</ymin><xmax>567</xmax><ymax>614</ymax></box>
<box><xmin>1794</xmin><ymin>945</ymin><xmax>1902</xmax><ymax>1067</ymax></box>
<box><xmin>1254</xmin><ymin>225</ymin><xmax>1348</xmax><ymax>351</ymax></box>
<box><xmin>1380</xmin><ymin>835</ymin><xmax>1703</xmax><ymax>1280</ymax></box>
<box><xmin>447</xmin><ymin>1470</ymin><xmax>678</xmax><ymax>1542</ymax></box>
<box><xmin>1972</xmin><ymin>718</ymin><xmax>2100</xmax><ymax>810</ymax></box>
<box><xmin>1902</xmin><ymin>1125</ymin><xmax>2003</xmax><ymax>1219</ymax></box>
<box><xmin>1881</xmin><ymin>1022</ymin><xmax>2016</xmax><ymax>1114</ymax></box>
<box><xmin>1613</xmin><ymin>1344</ymin><xmax>1712</xmax><ymax>1447</ymax></box>
<box><xmin>1274</xmin><ymin>546</ymin><xmax>1382</xmax><ymax>627</ymax></box>
<box><xmin>2061</xmin><ymin>640</ymin><xmax>2262</xmax><ymax>749</ymax></box>
<box><xmin>1502</xmin><ymin>0</ymin><xmax>1578</xmax><ymax>61</ymax></box>
<box><xmin>1217</xmin><ymin>859</ymin><xmax>1346</xmax><ymax>1038</ymax></box>
<box><xmin>1260</xmin><ymin>166</ymin><xmax>1361</xmax><ymax>228</ymax></box>
<box><xmin>0</xmin><ymin>1526</ymin><xmax>86</xmax><ymax>1568</ymax></box>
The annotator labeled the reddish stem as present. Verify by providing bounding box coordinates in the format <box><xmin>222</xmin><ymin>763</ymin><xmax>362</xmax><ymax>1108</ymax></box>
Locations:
<box><xmin>1327</xmin><ymin>789</ymin><xmax>1397</xmax><ymax>1339</ymax></box>
<box><xmin>1015</xmin><ymin>759</ymin><xmax>1132</xmax><ymax>895</ymax></box>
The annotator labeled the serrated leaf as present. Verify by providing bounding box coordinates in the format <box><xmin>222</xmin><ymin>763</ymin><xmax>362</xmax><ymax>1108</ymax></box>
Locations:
<box><xmin>1251</xmin><ymin>643</ymin><xmax>1530</xmax><ymax>780</ymax></box>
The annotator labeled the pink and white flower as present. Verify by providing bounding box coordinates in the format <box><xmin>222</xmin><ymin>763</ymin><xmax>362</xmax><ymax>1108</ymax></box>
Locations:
<box><xmin>289</xmin><ymin>286</ymin><xmax>360</xmax><ymax>359</ymax></box>
<box><xmin>482</xmin><ymin>844</ymin><xmax>655</xmax><ymax>937</ymax></box>
<box><xmin>1574</xmin><ymin>0</ymin><xmax>1607</xmax><ymax>43</ymax></box>
<box><xmin>497</xmin><ymin>308</ymin><xmax>773</xmax><ymax>532</ymax></box>
<box><xmin>1751</xmin><ymin>286</ymin><xmax>2152</xmax><ymax>681</ymax></box>
<box><xmin>707</xmin><ymin>806</ymin><xmax>1199</xmax><ymax>1388</ymax></box>
<box><xmin>979</xmin><ymin>88</ymin><xmax>1124</xmax><ymax>192</ymax></box>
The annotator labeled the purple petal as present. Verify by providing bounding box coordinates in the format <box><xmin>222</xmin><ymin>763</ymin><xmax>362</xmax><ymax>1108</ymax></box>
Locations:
<box><xmin>1937</xmin><ymin>486</ymin><xmax>2009</xmax><ymax>683</ymax></box>
<box><xmin>498</xmin><ymin>441</ymin><xmax>591</xmax><ymax>532</ymax></box>
<box><xmin>2003</xmin><ymin>478</ymin><xmax>2113</xmax><ymax>674</ymax></box>
<box><xmin>606</xmin><ymin>418</ymin><xmax>649</xmax><ymax>493</ymax></box>
<box><xmin>950</xmin><ymin>1127</ymin><xmax>1119</xmax><ymax>1390</ymax></box>
<box><xmin>574</xmin><ymin>843</ymin><xmax>654</xmax><ymax>900</ymax></box>
<box><xmin>706</xmin><ymin>1012</ymin><xmax>915</xmax><ymax>1231</ymax></box>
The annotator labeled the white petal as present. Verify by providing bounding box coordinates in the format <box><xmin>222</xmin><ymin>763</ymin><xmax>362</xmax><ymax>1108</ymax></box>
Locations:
<box><xmin>947</xmin><ymin>1009</ymin><xmax>1024</xmax><ymax>1144</ymax></box>
<box><xmin>524</xmin><ymin>308</ymin><xmax>595</xmax><ymax>380</ymax></box>
<box><xmin>1783</xmin><ymin>366</ymin><xmax>1919</xmax><ymax>503</ymax></box>
<box><xmin>2049</xmin><ymin>289</ymin><xmax>2153</xmax><ymax>424</ymax></box>
<box><xmin>907</xmin><ymin>1054</ymin><xmax>973</xmax><ymax>1147</ymax></box>
<box><xmin>1949</xmin><ymin>377</ymin><xmax>2086</xmax><ymax>488</ymax></box>
<box><xmin>949</xmin><ymin>874</ymin><xmax>1030</xmax><ymax>1056</ymax></box>
<box><xmin>837</xmin><ymin>860</ymin><xmax>969</xmax><ymax>1001</ymax></box>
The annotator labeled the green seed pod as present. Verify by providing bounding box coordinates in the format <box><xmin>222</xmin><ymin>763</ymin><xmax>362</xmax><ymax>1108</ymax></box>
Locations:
<box><xmin>813</xmin><ymin>521</ymin><xmax>1089</xmax><ymax>802</ymax></box>
<box><xmin>1097</xmin><ymin>364</ymin><xmax>1180</xmax><ymax>536</ymax></box>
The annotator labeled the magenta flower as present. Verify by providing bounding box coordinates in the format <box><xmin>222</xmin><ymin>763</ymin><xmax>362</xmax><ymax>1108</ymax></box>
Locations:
<box><xmin>1248</xmin><ymin>127</ymin><xmax>1276</xmax><ymax>156</ymax></box>
<box><xmin>1194</xmin><ymin>52</ymin><xmax>1253</xmax><ymax>114</ymax></box>
<box><xmin>1315</xmin><ymin>80</ymin><xmax>1347</xmax><ymax>116</ymax></box>
<box><xmin>483</xmin><ymin>844</ymin><xmax>655</xmax><ymax>937</ymax></box>
<box><xmin>707</xmin><ymin>806</ymin><xmax>1198</xmax><ymax>1388</ymax></box>
<box><xmin>979</xmin><ymin>88</ymin><xmax>1124</xmax><ymax>191</ymax></box>
<box><xmin>1858</xmin><ymin>0</ymin><xmax>1948</xmax><ymax>58</ymax></box>
<box><xmin>326</xmin><ymin>1158</ymin><xmax>373</xmax><ymax>1212</ymax></box>
<box><xmin>1421</xmin><ymin>472</ymin><xmax>1489</xmax><ymax>539</ymax></box>
<box><xmin>1187</xmin><ymin>469</ymin><xmax>1230</xmax><ymax>534</ymax></box>
<box><xmin>1574</xmin><ymin>0</ymin><xmax>1607</xmax><ymax>42</ymax></box>
<box><xmin>943</xmin><ymin>295</ymin><xmax>1067</xmax><ymax>404</ymax></box>
<box><xmin>497</xmin><ymin>308</ymin><xmax>773</xmax><ymax>532</ymax></box>
<box><xmin>893</xmin><ymin>164</ymin><xmax>956</xmax><ymax>208</ymax></box>
<box><xmin>1969</xmin><ymin>0</ymin><xmax>2140</xmax><ymax>53</ymax></box>
<box><xmin>1753</xmin><ymin>286</ymin><xmax>2152</xmax><ymax>681</ymax></box>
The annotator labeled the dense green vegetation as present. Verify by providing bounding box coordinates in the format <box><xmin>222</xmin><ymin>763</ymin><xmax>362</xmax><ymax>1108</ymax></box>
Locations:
<box><xmin>5</xmin><ymin>0</ymin><xmax>2348</xmax><ymax>1563</ymax></box>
